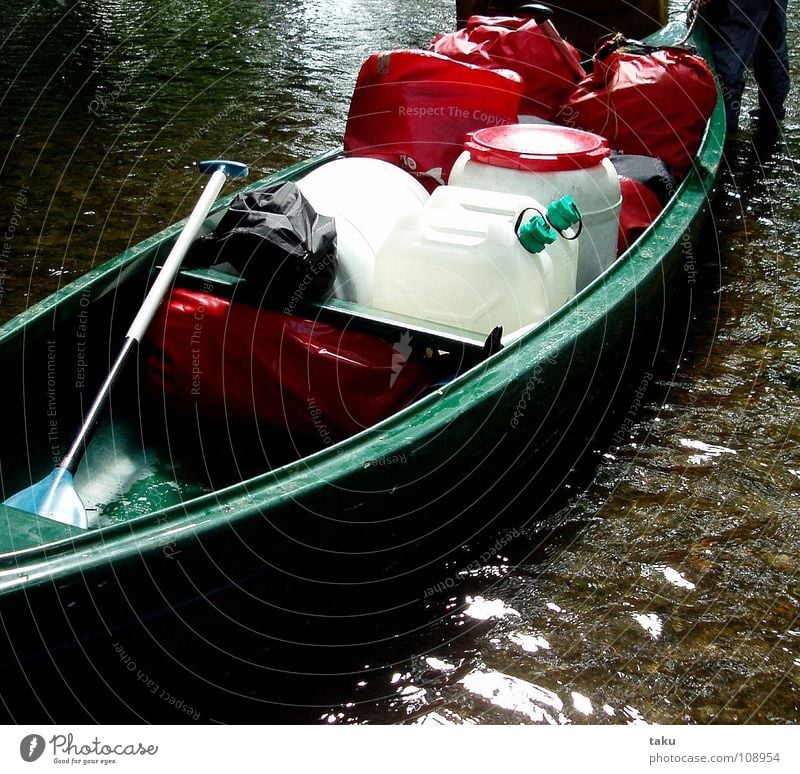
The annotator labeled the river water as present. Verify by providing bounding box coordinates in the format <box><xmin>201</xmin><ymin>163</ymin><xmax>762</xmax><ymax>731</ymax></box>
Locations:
<box><xmin>1</xmin><ymin>0</ymin><xmax>798</xmax><ymax>724</ymax></box>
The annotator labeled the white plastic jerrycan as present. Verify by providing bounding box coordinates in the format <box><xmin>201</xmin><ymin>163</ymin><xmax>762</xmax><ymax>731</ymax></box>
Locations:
<box><xmin>370</xmin><ymin>186</ymin><xmax>579</xmax><ymax>336</ymax></box>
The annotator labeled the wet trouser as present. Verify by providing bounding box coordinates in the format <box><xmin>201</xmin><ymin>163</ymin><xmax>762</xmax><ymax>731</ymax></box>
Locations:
<box><xmin>703</xmin><ymin>0</ymin><xmax>791</xmax><ymax>131</ymax></box>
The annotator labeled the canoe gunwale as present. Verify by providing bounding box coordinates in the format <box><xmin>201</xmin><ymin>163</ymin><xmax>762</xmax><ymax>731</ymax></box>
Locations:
<box><xmin>0</xmin><ymin>18</ymin><xmax>726</xmax><ymax>590</ymax></box>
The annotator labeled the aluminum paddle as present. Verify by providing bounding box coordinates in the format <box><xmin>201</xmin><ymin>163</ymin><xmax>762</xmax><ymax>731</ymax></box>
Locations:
<box><xmin>4</xmin><ymin>159</ymin><xmax>249</xmax><ymax>529</ymax></box>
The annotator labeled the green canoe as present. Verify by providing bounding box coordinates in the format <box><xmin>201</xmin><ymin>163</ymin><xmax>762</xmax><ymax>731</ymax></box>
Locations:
<box><xmin>0</xmin><ymin>15</ymin><xmax>725</xmax><ymax>702</ymax></box>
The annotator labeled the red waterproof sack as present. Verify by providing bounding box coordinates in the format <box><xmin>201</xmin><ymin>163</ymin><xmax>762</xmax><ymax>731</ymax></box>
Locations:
<box><xmin>143</xmin><ymin>288</ymin><xmax>443</xmax><ymax>443</ymax></box>
<box><xmin>344</xmin><ymin>49</ymin><xmax>523</xmax><ymax>190</ymax></box>
<box><xmin>430</xmin><ymin>16</ymin><xmax>585</xmax><ymax>120</ymax></box>
<box><xmin>617</xmin><ymin>176</ymin><xmax>664</xmax><ymax>254</ymax></box>
<box><xmin>558</xmin><ymin>40</ymin><xmax>718</xmax><ymax>179</ymax></box>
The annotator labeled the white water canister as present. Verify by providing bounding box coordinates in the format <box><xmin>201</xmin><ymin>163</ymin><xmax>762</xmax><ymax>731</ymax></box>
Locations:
<box><xmin>296</xmin><ymin>158</ymin><xmax>430</xmax><ymax>303</ymax></box>
<box><xmin>370</xmin><ymin>186</ymin><xmax>578</xmax><ymax>336</ymax></box>
<box><xmin>426</xmin><ymin>185</ymin><xmax>579</xmax><ymax>313</ymax></box>
<box><xmin>449</xmin><ymin>124</ymin><xmax>621</xmax><ymax>290</ymax></box>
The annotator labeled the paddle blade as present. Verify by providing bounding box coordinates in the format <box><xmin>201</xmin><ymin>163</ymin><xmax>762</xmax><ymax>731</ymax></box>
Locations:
<box><xmin>4</xmin><ymin>468</ymin><xmax>91</xmax><ymax>530</ymax></box>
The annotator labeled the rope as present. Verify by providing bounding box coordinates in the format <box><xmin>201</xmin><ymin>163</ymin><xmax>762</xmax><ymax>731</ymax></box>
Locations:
<box><xmin>679</xmin><ymin>0</ymin><xmax>704</xmax><ymax>46</ymax></box>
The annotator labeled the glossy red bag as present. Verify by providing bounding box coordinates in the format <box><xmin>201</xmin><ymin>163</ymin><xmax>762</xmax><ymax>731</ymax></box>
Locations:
<box><xmin>344</xmin><ymin>49</ymin><xmax>523</xmax><ymax>190</ymax></box>
<box><xmin>558</xmin><ymin>41</ymin><xmax>718</xmax><ymax>179</ymax></box>
<box><xmin>430</xmin><ymin>16</ymin><xmax>585</xmax><ymax>120</ymax></box>
<box><xmin>617</xmin><ymin>176</ymin><xmax>664</xmax><ymax>254</ymax></box>
<box><xmin>143</xmin><ymin>288</ymin><xmax>443</xmax><ymax>443</ymax></box>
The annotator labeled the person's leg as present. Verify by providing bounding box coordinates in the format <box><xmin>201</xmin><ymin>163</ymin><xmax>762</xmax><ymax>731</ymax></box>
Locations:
<box><xmin>751</xmin><ymin>0</ymin><xmax>790</xmax><ymax>121</ymax></box>
<box><xmin>703</xmin><ymin>0</ymin><xmax>771</xmax><ymax>132</ymax></box>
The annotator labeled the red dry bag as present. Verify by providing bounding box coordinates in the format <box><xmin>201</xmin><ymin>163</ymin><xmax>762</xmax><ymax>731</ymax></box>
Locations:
<box><xmin>143</xmin><ymin>288</ymin><xmax>444</xmax><ymax>445</ymax></box>
<box><xmin>617</xmin><ymin>177</ymin><xmax>664</xmax><ymax>254</ymax></box>
<box><xmin>343</xmin><ymin>49</ymin><xmax>523</xmax><ymax>190</ymax></box>
<box><xmin>558</xmin><ymin>39</ymin><xmax>718</xmax><ymax>179</ymax></box>
<box><xmin>430</xmin><ymin>15</ymin><xmax>585</xmax><ymax>121</ymax></box>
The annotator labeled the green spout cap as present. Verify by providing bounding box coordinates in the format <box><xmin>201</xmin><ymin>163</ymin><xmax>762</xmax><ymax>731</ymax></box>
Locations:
<box><xmin>517</xmin><ymin>213</ymin><xmax>557</xmax><ymax>254</ymax></box>
<box><xmin>546</xmin><ymin>196</ymin><xmax>582</xmax><ymax>231</ymax></box>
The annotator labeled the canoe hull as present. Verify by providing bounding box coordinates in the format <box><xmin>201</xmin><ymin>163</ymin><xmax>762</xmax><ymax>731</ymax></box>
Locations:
<box><xmin>0</xmin><ymin>19</ymin><xmax>725</xmax><ymax>718</ymax></box>
<box><xmin>0</xmin><ymin>204</ymin><xmax>706</xmax><ymax>716</ymax></box>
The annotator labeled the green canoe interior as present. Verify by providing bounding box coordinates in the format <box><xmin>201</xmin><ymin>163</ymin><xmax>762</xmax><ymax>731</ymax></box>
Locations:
<box><xmin>0</xmin><ymin>18</ymin><xmax>726</xmax><ymax>559</ymax></box>
<box><xmin>0</xmin><ymin>151</ymin><xmax>340</xmax><ymax>543</ymax></box>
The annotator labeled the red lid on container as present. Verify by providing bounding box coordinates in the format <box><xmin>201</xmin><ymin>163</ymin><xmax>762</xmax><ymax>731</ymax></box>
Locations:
<box><xmin>464</xmin><ymin>124</ymin><xmax>611</xmax><ymax>172</ymax></box>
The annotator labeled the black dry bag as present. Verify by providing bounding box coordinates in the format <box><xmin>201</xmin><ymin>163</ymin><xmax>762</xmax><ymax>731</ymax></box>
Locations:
<box><xmin>206</xmin><ymin>181</ymin><xmax>337</xmax><ymax>304</ymax></box>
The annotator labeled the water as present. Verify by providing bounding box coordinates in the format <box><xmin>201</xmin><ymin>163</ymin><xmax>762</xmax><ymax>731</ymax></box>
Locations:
<box><xmin>1</xmin><ymin>1</ymin><xmax>798</xmax><ymax>724</ymax></box>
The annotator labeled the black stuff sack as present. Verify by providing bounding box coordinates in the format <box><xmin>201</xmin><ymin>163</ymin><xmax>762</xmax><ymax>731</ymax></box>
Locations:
<box><xmin>203</xmin><ymin>181</ymin><xmax>337</xmax><ymax>305</ymax></box>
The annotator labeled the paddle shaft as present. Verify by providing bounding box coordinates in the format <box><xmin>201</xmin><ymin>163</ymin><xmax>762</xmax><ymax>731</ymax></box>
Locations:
<box><xmin>59</xmin><ymin>167</ymin><xmax>229</xmax><ymax>475</ymax></box>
